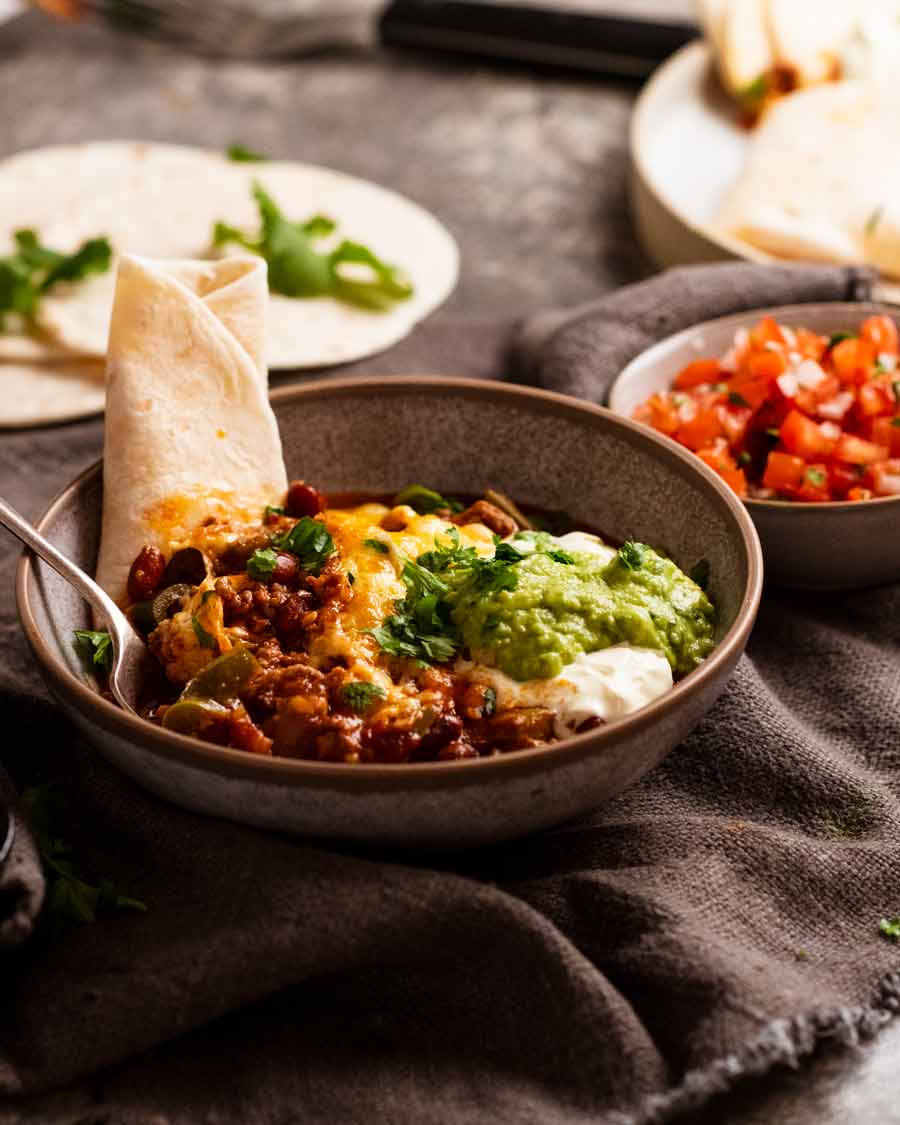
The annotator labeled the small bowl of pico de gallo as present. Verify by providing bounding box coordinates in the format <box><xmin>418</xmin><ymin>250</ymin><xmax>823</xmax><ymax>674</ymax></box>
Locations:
<box><xmin>609</xmin><ymin>303</ymin><xmax>900</xmax><ymax>589</ymax></box>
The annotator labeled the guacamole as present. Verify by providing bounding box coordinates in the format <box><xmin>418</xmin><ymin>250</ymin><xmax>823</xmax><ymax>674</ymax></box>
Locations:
<box><xmin>450</xmin><ymin>542</ymin><xmax>715</xmax><ymax>681</ymax></box>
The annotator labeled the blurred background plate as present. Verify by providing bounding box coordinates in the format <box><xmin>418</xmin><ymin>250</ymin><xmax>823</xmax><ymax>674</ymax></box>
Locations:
<box><xmin>630</xmin><ymin>40</ymin><xmax>769</xmax><ymax>271</ymax></box>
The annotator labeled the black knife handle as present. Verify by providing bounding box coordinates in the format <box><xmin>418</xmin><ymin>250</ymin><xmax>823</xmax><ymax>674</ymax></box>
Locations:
<box><xmin>379</xmin><ymin>1</ymin><xmax>698</xmax><ymax>78</ymax></box>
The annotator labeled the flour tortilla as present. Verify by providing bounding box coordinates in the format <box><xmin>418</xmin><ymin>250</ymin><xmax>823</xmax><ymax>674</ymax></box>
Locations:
<box><xmin>0</xmin><ymin>141</ymin><xmax>459</xmax><ymax>370</ymax></box>
<box><xmin>698</xmin><ymin>0</ymin><xmax>856</xmax><ymax>98</ymax></box>
<box><xmin>697</xmin><ymin>0</ymin><xmax>772</xmax><ymax>96</ymax></box>
<box><xmin>716</xmin><ymin>79</ymin><xmax>900</xmax><ymax>276</ymax></box>
<box><xmin>95</xmin><ymin>255</ymin><xmax>287</xmax><ymax>605</ymax></box>
<box><xmin>0</xmin><ymin>359</ymin><xmax>105</xmax><ymax>427</ymax></box>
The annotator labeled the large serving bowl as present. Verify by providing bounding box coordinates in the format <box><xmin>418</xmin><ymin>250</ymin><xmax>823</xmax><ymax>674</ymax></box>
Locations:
<box><xmin>609</xmin><ymin>303</ymin><xmax>900</xmax><ymax>591</ymax></box>
<box><xmin>17</xmin><ymin>377</ymin><xmax>762</xmax><ymax>848</ymax></box>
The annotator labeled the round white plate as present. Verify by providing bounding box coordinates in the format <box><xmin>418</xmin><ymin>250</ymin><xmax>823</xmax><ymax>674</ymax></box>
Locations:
<box><xmin>630</xmin><ymin>41</ymin><xmax>770</xmax><ymax>271</ymax></box>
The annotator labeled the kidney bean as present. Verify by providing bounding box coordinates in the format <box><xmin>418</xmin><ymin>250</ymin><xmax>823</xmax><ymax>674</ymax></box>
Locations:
<box><xmin>126</xmin><ymin>546</ymin><xmax>166</xmax><ymax>602</ymax></box>
<box><xmin>285</xmin><ymin>480</ymin><xmax>326</xmax><ymax>518</ymax></box>
<box><xmin>270</xmin><ymin>552</ymin><xmax>300</xmax><ymax>587</ymax></box>
<box><xmin>273</xmin><ymin>592</ymin><xmax>313</xmax><ymax>650</ymax></box>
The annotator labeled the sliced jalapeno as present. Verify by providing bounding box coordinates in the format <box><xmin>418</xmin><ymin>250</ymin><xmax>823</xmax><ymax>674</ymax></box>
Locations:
<box><xmin>152</xmin><ymin>583</ymin><xmax>193</xmax><ymax>622</ymax></box>
<box><xmin>182</xmin><ymin>644</ymin><xmax>260</xmax><ymax>702</ymax></box>
<box><xmin>162</xmin><ymin>697</ymin><xmax>229</xmax><ymax>734</ymax></box>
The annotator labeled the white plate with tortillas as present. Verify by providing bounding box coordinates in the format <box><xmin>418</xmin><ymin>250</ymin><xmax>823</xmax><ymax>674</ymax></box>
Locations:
<box><xmin>631</xmin><ymin>1</ymin><xmax>900</xmax><ymax>293</ymax></box>
<box><xmin>0</xmin><ymin>141</ymin><xmax>459</xmax><ymax>428</ymax></box>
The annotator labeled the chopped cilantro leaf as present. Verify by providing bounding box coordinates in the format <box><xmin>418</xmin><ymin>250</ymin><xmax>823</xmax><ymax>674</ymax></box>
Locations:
<box><xmin>806</xmin><ymin>468</ymin><xmax>826</xmax><ymax>487</ymax></box>
<box><xmin>274</xmin><ymin>516</ymin><xmax>334</xmax><ymax>574</ymax></box>
<box><xmin>545</xmin><ymin>548</ymin><xmax>576</xmax><ymax>565</ymax></box>
<box><xmin>247</xmin><ymin>546</ymin><xmax>279</xmax><ymax>582</ymax></box>
<box><xmin>617</xmin><ymin>541</ymin><xmax>646</xmax><ymax>571</ymax></box>
<box><xmin>765</xmin><ymin>427</ymin><xmax>781</xmax><ymax>439</ymax></box>
<box><xmin>728</xmin><ymin>391</ymin><xmax>751</xmax><ymax>408</ymax></box>
<box><xmin>342</xmin><ymin>681</ymin><xmax>386</xmax><ymax>713</ymax></box>
<box><xmin>213</xmin><ymin>182</ymin><xmax>413</xmax><ymax>312</ymax></box>
<box><xmin>394</xmin><ymin>484</ymin><xmax>463</xmax><ymax>514</ymax></box>
<box><xmin>879</xmin><ymin>916</ymin><xmax>900</xmax><ymax>942</ymax></box>
<box><xmin>192</xmin><ymin>615</ymin><xmax>217</xmax><ymax>648</ymax></box>
<box><xmin>363</xmin><ymin>537</ymin><xmax>390</xmax><ymax>554</ymax></box>
<box><xmin>416</xmin><ymin>527</ymin><xmax>478</xmax><ymax>572</ymax></box>
<box><xmin>827</xmin><ymin>331</ymin><xmax>857</xmax><ymax>350</ymax></box>
<box><xmin>892</xmin><ymin>418</ymin><xmax>900</xmax><ymax>428</ymax></box>
<box><xmin>23</xmin><ymin>784</ymin><xmax>146</xmax><ymax>936</ymax></box>
<box><xmin>74</xmin><ymin>629</ymin><xmax>113</xmax><ymax>674</ymax></box>
<box><xmin>264</xmin><ymin>504</ymin><xmax>285</xmax><ymax>518</ymax></box>
<box><xmin>226</xmin><ymin>142</ymin><xmax>268</xmax><ymax>163</ymax></box>
<box><xmin>892</xmin><ymin>380</ymin><xmax>900</xmax><ymax>403</ymax></box>
<box><xmin>737</xmin><ymin>451</ymin><xmax>752</xmax><ymax>466</ymax></box>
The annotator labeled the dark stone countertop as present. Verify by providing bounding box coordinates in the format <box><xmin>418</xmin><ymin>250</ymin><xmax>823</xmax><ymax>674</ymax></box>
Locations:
<box><xmin>0</xmin><ymin>9</ymin><xmax>897</xmax><ymax>1124</ymax></box>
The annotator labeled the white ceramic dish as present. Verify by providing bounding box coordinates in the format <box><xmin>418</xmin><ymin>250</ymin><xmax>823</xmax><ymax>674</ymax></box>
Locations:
<box><xmin>630</xmin><ymin>41</ymin><xmax>769</xmax><ymax>271</ymax></box>
<box><xmin>609</xmin><ymin>302</ymin><xmax>900</xmax><ymax>591</ymax></box>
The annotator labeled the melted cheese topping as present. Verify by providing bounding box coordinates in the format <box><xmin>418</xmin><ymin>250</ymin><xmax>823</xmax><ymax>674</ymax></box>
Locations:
<box><xmin>308</xmin><ymin>503</ymin><xmax>494</xmax><ymax>704</ymax></box>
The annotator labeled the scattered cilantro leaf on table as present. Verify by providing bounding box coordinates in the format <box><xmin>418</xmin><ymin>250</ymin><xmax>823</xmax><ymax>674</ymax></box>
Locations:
<box><xmin>212</xmin><ymin>182</ymin><xmax>414</xmax><ymax>312</ymax></box>
<box><xmin>23</xmin><ymin>784</ymin><xmax>146</xmax><ymax>936</ymax></box>
<box><xmin>879</xmin><ymin>917</ymin><xmax>900</xmax><ymax>942</ymax></box>
<box><xmin>73</xmin><ymin>629</ymin><xmax>113</xmax><ymax>674</ymax></box>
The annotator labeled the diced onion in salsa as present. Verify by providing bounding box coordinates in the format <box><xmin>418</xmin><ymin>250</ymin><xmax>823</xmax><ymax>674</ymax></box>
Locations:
<box><xmin>632</xmin><ymin>315</ymin><xmax>900</xmax><ymax>502</ymax></box>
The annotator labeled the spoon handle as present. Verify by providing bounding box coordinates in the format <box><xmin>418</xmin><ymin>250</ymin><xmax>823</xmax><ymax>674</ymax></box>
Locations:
<box><xmin>0</xmin><ymin>494</ymin><xmax>129</xmax><ymax>637</ymax></box>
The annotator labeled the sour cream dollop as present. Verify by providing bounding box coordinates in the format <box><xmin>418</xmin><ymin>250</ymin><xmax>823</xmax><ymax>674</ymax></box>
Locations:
<box><xmin>459</xmin><ymin>644</ymin><xmax>673</xmax><ymax>739</ymax></box>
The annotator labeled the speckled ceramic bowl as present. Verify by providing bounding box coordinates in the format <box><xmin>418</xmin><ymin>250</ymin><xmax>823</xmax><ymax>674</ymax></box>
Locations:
<box><xmin>610</xmin><ymin>303</ymin><xmax>900</xmax><ymax>591</ymax></box>
<box><xmin>17</xmin><ymin>377</ymin><xmax>762</xmax><ymax>848</ymax></box>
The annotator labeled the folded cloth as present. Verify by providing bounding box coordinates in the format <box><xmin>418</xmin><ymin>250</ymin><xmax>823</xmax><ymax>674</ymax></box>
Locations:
<box><xmin>3</xmin><ymin>262</ymin><xmax>900</xmax><ymax>1125</ymax></box>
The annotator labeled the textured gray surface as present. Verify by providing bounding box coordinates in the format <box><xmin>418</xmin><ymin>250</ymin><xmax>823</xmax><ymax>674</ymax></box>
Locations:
<box><xmin>0</xmin><ymin>9</ymin><xmax>898</xmax><ymax>1123</ymax></box>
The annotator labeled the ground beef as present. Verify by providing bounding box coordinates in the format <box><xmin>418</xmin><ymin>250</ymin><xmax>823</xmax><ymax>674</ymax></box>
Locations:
<box><xmin>452</xmin><ymin>499</ymin><xmax>517</xmax><ymax>538</ymax></box>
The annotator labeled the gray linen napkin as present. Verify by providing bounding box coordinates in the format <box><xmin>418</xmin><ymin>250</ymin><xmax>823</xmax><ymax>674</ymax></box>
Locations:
<box><xmin>3</xmin><ymin>262</ymin><xmax>900</xmax><ymax>1125</ymax></box>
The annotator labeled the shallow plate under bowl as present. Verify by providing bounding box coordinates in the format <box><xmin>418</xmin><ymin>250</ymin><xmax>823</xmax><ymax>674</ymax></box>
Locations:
<box><xmin>17</xmin><ymin>377</ymin><xmax>762</xmax><ymax>848</ymax></box>
<box><xmin>610</xmin><ymin>303</ymin><xmax>900</xmax><ymax>591</ymax></box>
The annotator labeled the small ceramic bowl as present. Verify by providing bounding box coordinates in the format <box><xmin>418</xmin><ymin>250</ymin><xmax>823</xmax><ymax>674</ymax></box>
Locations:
<box><xmin>609</xmin><ymin>303</ymin><xmax>900</xmax><ymax>590</ymax></box>
<box><xmin>17</xmin><ymin>377</ymin><xmax>762</xmax><ymax>848</ymax></box>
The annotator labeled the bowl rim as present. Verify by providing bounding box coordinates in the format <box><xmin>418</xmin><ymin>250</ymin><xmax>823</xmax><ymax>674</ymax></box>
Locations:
<box><xmin>16</xmin><ymin>374</ymin><xmax>763</xmax><ymax>790</ymax></box>
<box><xmin>609</xmin><ymin>301</ymin><xmax>900</xmax><ymax>512</ymax></box>
<box><xmin>629</xmin><ymin>39</ymin><xmax>771</xmax><ymax>269</ymax></box>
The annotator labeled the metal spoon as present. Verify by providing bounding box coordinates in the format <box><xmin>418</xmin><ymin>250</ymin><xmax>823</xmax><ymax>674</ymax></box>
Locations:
<box><xmin>0</xmin><ymin>495</ymin><xmax>147</xmax><ymax>713</ymax></box>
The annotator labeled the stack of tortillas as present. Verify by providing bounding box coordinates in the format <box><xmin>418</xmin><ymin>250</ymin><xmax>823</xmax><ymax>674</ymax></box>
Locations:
<box><xmin>0</xmin><ymin>142</ymin><xmax>459</xmax><ymax>428</ymax></box>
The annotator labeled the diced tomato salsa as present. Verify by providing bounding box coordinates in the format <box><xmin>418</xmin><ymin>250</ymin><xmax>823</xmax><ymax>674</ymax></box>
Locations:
<box><xmin>632</xmin><ymin>315</ymin><xmax>900</xmax><ymax>502</ymax></box>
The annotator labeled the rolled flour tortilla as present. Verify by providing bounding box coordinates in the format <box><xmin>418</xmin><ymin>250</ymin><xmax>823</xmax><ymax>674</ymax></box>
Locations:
<box><xmin>95</xmin><ymin>254</ymin><xmax>287</xmax><ymax>605</ymax></box>
<box><xmin>0</xmin><ymin>142</ymin><xmax>459</xmax><ymax>370</ymax></box>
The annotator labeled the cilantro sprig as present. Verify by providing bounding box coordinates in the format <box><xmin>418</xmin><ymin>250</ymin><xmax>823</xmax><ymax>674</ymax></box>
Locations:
<box><xmin>247</xmin><ymin>546</ymin><xmax>279</xmax><ymax>582</ymax></box>
<box><xmin>23</xmin><ymin>784</ymin><xmax>146</xmax><ymax>936</ymax></box>
<box><xmin>1</xmin><ymin>229</ymin><xmax>111</xmax><ymax>332</ymax></box>
<box><xmin>74</xmin><ymin>629</ymin><xmax>113</xmax><ymax>675</ymax></box>
<box><xmin>213</xmin><ymin>182</ymin><xmax>414</xmax><ymax>312</ymax></box>
<box><xmin>273</xmin><ymin>516</ymin><xmax>335</xmax><ymax>575</ymax></box>
<box><xmin>366</xmin><ymin>528</ymin><xmax>575</xmax><ymax>666</ymax></box>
